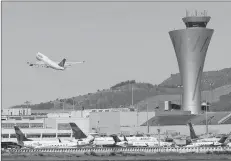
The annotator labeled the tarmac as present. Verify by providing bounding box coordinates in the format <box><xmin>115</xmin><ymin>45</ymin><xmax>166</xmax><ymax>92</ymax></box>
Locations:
<box><xmin>2</xmin><ymin>152</ymin><xmax>231</xmax><ymax>161</ymax></box>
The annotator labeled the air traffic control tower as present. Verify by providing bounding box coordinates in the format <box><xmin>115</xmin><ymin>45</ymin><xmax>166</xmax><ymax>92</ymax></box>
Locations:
<box><xmin>169</xmin><ymin>10</ymin><xmax>214</xmax><ymax>114</ymax></box>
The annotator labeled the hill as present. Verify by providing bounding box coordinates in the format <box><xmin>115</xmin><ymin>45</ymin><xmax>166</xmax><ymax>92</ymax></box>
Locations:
<box><xmin>159</xmin><ymin>68</ymin><xmax>231</xmax><ymax>90</ymax></box>
<box><xmin>10</xmin><ymin>68</ymin><xmax>231</xmax><ymax>112</ymax></box>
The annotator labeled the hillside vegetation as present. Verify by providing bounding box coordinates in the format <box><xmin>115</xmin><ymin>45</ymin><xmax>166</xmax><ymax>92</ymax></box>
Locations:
<box><xmin>11</xmin><ymin>68</ymin><xmax>231</xmax><ymax>112</ymax></box>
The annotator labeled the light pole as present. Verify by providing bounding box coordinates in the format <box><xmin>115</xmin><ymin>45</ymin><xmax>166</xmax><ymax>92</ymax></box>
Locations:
<box><xmin>178</xmin><ymin>84</ymin><xmax>183</xmax><ymax>108</ymax></box>
<box><xmin>132</xmin><ymin>83</ymin><xmax>134</xmax><ymax>107</ymax></box>
<box><xmin>209</xmin><ymin>82</ymin><xmax>214</xmax><ymax>105</ymax></box>
<box><xmin>52</xmin><ymin>100</ymin><xmax>57</xmax><ymax>110</ymax></box>
<box><xmin>7</xmin><ymin>109</ymin><xmax>9</xmax><ymax>119</ymax></box>
<box><xmin>24</xmin><ymin>101</ymin><xmax>30</xmax><ymax>116</ymax></box>
<box><xmin>204</xmin><ymin>78</ymin><xmax>214</xmax><ymax>104</ymax></box>
<box><xmin>72</xmin><ymin>97</ymin><xmax>75</xmax><ymax>111</ymax></box>
<box><xmin>136</xmin><ymin>104</ymin><xmax>139</xmax><ymax>131</ymax></box>
<box><xmin>157</xmin><ymin>125</ymin><xmax>160</xmax><ymax>150</ymax></box>
<box><xmin>60</xmin><ymin>99</ymin><xmax>65</xmax><ymax>111</ymax></box>
<box><xmin>81</xmin><ymin>105</ymin><xmax>84</xmax><ymax>118</ymax></box>
<box><xmin>203</xmin><ymin>79</ymin><xmax>214</xmax><ymax>133</ymax></box>
<box><xmin>136</xmin><ymin>101</ymin><xmax>144</xmax><ymax>133</ymax></box>
<box><xmin>205</xmin><ymin>101</ymin><xmax>208</xmax><ymax>135</ymax></box>
<box><xmin>146</xmin><ymin>102</ymin><xmax>149</xmax><ymax>134</ymax></box>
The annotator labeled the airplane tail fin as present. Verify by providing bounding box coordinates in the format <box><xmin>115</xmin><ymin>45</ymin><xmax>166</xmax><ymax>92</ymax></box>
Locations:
<box><xmin>218</xmin><ymin>135</ymin><xmax>228</xmax><ymax>144</ymax></box>
<box><xmin>188</xmin><ymin>122</ymin><xmax>198</xmax><ymax>139</ymax></box>
<box><xmin>58</xmin><ymin>58</ymin><xmax>66</xmax><ymax>67</ymax></box>
<box><xmin>69</xmin><ymin>122</ymin><xmax>87</xmax><ymax>139</ymax></box>
<box><xmin>58</xmin><ymin>138</ymin><xmax>62</xmax><ymax>143</ymax></box>
<box><xmin>123</xmin><ymin>135</ymin><xmax>128</xmax><ymax>142</ymax></box>
<box><xmin>14</xmin><ymin>126</ymin><xmax>32</xmax><ymax>145</ymax></box>
<box><xmin>110</xmin><ymin>134</ymin><xmax>121</xmax><ymax>143</ymax></box>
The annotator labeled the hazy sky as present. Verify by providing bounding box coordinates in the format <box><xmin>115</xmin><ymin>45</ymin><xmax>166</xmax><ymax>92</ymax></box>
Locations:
<box><xmin>2</xmin><ymin>1</ymin><xmax>231</xmax><ymax>108</ymax></box>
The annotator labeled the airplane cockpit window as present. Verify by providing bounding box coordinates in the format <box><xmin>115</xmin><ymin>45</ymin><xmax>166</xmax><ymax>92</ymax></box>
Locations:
<box><xmin>37</xmin><ymin>54</ymin><xmax>43</xmax><ymax>59</ymax></box>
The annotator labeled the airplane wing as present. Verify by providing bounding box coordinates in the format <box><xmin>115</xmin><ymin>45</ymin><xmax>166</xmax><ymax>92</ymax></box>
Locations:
<box><xmin>27</xmin><ymin>61</ymin><xmax>49</xmax><ymax>68</ymax></box>
<box><xmin>61</xmin><ymin>61</ymin><xmax>85</xmax><ymax>68</ymax></box>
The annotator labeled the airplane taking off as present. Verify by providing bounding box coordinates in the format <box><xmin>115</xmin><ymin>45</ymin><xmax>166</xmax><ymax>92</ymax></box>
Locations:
<box><xmin>27</xmin><ymin>52</ymin><xmax>85</xmax><ymax>71</ymax></box>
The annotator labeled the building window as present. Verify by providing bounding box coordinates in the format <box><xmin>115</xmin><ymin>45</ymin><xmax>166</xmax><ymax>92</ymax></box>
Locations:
<box><xmin>42</xmin><ymin>133</ymin><xmax>56</xmax><ymax>138</ymax></box>
<box><xmin>1</xmin><ymin>134</ymin><xmax>9</xmax><ymax>138</ymax></box>
<box><xmin>57</xmin><ymin>133</ymin><xmax>71</xmax><ymax>137</ymax></box>
<box><xmin>16</xmin><ymin>123</ymin><xmax>29</xmax><ymax>128</ymax></box>
<box><xmin>57</xmin><ymin>123</ymin><xmax>71</xmax><ymax>130</ymax></box>
<box><xmin>30</xmin><ymin>123</ymin><xmax>43</xmax><ymax>128</ymax></box>
<box><xmin>27</xmin><ymin>134</ymin><xmax>41</xmax><ymax>138</ymax></box>
<box><xmin>10</xmin><ymin>134</ymin><xmax>16</xmax><ymax>138</ymax></box>
<box><xmin>2</xmin><ymin>123</ymin><xmax>15</xmax><ymax>129</ymax></box>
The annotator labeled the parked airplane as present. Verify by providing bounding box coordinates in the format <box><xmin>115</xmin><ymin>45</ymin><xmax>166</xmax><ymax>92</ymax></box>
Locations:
<box><xmin>93</xmin><ymin>134</ymin><xmax>128</xmax><ymax>147</ymax></box>
<box><xmin>185</xmin><ymin>134</ymin><xmax>229</xmax><ymax>147</ymax></box>
<box><xmin>33</xmin><ymin>138</ymin><xmax>79</xmax><ymax>149</ymax></box>
<box><xmin>122</xmin><ymin>136</ymin><xmax>173</xmax><ymax>147</ymax></box>
<box><xmin>188</xmin><ymin>122</ymin><xmax>222</xmax><ymax>143</ymax></box>
<box><xmin>14</xmin><ymin>126</ymin><xmax>61</xmax><ymax>149</ymax></box>
<box><xmin>185</xmin><ymin>122</ymin><xmax>230</xmax><ymax>147</ymax></box>
<box><xmin>66</xmin><ymin>122</ymin><xmax>95</xmax><ymax>146</ymax></box>
<box><xmin>27</xmin><ymin>52</ymin><xmax>85</xmax><ymax>70</ymax></box>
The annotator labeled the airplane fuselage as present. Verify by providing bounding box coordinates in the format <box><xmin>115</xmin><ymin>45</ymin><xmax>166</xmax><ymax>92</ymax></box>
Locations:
<box><xmin>66</xmin><ymin>138</ymin><xmax>93</xmax><ymax>146</ymax></box>
<box><xmin>36</xmin><ymin>53</ymin><xmax>65</xmax><ymax>70</ymax></box>
<box><xmin>22</xmin><ymin>140</ymin><xmax>78</xmax><ymax>149</ymax></box>
<box><xmin>93</xmin><ymin>137</ymin><xmax>127</xmax><ymax>147</ymax></box>
<box><xmin>23</xmin><ymin>140</ymin><xmax>61</xmax><ymax>148</ymax></box>
<box><xmin>185</xmin><ymin>139</ymin><xmax>227</xmax><ymax>147</ymax></box>
<box><xmin>118</xmin><ymin>136</ymin><xmax>173</xmax><ymax>147</ymax></box>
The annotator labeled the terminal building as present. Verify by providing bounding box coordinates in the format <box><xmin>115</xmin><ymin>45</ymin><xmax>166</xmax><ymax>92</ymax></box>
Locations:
<box><xmin>2</xmin><ymin>104</ymin><xmax>231</xmax><ymax>142</ymax></box>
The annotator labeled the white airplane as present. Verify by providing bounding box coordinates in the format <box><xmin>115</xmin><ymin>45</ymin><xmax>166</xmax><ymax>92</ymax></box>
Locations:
<box><xmin>185</xmin><ymin>135</ymin><xmax>229</xmax><ymax>147</ymax></box>
<box><xmin>187</xmin><ymin>122</ymin><xmax>222</xmax><ymax>143</ymax></box>
<box><xmin>14</xmin><ymin>126</ymin><xmax>61</xmax><ymax>149</ymax></box>
<box><xmin>120</xmin><ymin>136</ymin><xmax>173</xmax><ymax>147</ymax></box>
<box><xmin>14</xmin><ymin>125</ymin><xmax>88</xmax><ymax>149</ymax></box>
<box><xmin>93</xmin><ymin>134</ymin><xmax>128</xmax><ymax>147</ymax></box>
<box><xmin>64</xmin><ymin>122</ymin><xmax>95</xmax><ymax>147</ymax></box>
<box><xmin>27</xmin><ymin>52</ymin><xmax>85</xmax><ymax>70</ymax></box>
<box><xmin>185</xmin><ymin>122</ymin><xmax>230</xmax><ymax>147</ymax></box>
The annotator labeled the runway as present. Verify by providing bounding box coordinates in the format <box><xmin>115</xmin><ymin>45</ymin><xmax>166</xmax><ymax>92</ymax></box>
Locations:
<box><xmin>2</xmin><ymin>152</ymin><xmax>231</xmax><ymax>161</ymax></box>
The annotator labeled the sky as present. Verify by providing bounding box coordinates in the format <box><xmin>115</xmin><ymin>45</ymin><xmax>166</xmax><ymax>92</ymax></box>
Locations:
<box><xmin>2</xmin><ymin>1</ymin><xmax>231</xmax><ymax>108</ymax></box>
